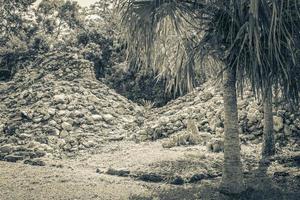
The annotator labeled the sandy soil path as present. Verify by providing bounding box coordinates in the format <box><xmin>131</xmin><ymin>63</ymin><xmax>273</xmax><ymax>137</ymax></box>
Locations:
<box><xmin>0</xmin><ymin>141</ymin><xmax>299</xmax><ymax>200</ymax></box>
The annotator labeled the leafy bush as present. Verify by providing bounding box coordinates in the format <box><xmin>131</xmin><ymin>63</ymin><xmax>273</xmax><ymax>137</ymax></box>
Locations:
<box><xmin>77</xmin><ymin>28</ymin><xmax>113</xmax><ymax>79</ymax></box>
<box><xmin>105</xmin><ymin>65</ymin><xmax>177</xmax><ymax>107</ymax></box>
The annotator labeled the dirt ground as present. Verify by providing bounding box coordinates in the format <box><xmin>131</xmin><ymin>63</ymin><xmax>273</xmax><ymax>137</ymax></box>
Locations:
<box><xmin>0</xmin><ymin>141</ymin><xmax>299</xmax><ymax>200</ymax></box>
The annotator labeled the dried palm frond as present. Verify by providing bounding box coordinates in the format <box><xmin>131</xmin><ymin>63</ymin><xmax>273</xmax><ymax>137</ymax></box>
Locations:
<box><xmin>121</xmin><ymin>0</ymin><xmax>300</xmax><ymax>102</ymax></box>
<box><xmin>121</xmin><ymin>0</ymin><xmax>202</xmax><ymax>95</ymax></box>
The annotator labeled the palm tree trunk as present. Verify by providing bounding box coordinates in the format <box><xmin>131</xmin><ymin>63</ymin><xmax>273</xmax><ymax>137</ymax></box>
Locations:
<box><xmin>262</xmin><ymin>86</ymin><xmax>275</xmax><ymax>157</ymax></box>
<box><xmin>220</xmin><ymin>67</ymin><xmax>244</xmax><ymax>194</ymax></box>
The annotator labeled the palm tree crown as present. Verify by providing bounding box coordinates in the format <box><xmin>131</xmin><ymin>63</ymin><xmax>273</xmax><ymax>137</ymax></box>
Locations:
<box><xmin>121</xmin><ymin>0</ymin><xmax>300</xmax><ymax>101</ymax></box>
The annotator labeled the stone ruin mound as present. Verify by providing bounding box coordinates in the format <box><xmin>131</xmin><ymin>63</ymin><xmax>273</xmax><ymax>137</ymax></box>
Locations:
<box><xmin>0</xmin><ymin>50</ymin><xmax>299</xmax><ymax>164</ymax></box>
<box><xmin>0</xmin><ymin>51</ymin><xmax>144</xmax><ymax>163</ymax></box>
<box><xmin>136</xmin><ymin>83</ymin><xmax>300</xmax><ymax>149</ymax></box>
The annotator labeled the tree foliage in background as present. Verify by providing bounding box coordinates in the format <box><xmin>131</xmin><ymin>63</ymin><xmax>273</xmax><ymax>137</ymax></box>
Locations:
<box><xmin>0</xmin><ymin>0</ymin><xmax>203</xmax><ymax>106</ymax></box>
<box><xmin>0</xmin><ymin>0</ymin><xmax>37</xmax><ymax>80</ymax></box>
<box><xmin>81</xmin><ymin>0</ymin><xmax>178</xmax><ymax>106</ymax></box>
<box><xmin>0</xmin><ymin>0</ymin><xmax>84</xmax><ymax>80</ymax></box>
<box><xmin>36</xmin><ymin>0</ymin><xmax>83</xmax><ymax>46</ymax></box>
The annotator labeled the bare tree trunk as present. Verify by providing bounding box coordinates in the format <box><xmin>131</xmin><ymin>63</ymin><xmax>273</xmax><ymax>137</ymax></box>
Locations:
<box><xmin>220</xmin><ymin>67</ymin><xmax>244</xmax><ymax>194</ymax></box>
<box><xmin>262</xmin><ymin>86</ymin><xmax>275</xmax><ymax>157</ymax></box>
<box><xmin>273</xmin><ymin>82</ymin><xmax>279</xmax><ymax>111</ymax></box>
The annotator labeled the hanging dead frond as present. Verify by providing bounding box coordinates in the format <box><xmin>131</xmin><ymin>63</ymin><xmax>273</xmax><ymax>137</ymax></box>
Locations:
<box><xmin>121</xmin><ymin>0</ymin><xmax>300</xmax><ymax>102</ymax></box>
<box><xmin>121</xmin><ymin>0</ymin><xmax>203</xmax><ymax>95</ymax></box>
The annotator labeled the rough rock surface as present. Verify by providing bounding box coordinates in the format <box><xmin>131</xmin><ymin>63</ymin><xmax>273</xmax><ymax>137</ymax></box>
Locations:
<box><xmin>0</xmin><ymin>52</ymin><xmax>144</xmax><ymax>161</ymax></box>
<box><xmin>0</xmin><ymin>51</ymin><xmax>299</xmax><ymax>163</ymax></box>
<box><xmin>134</xmin><ymin>83</ymin><xmax>300</xmax><ymax>149</ymax></box>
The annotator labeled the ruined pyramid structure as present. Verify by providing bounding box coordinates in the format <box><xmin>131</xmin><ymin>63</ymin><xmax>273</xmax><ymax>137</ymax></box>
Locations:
<box><xmin>0</xmin><ymin>51</ymin><xmax>144</xmax><ymax>162</ymax></box>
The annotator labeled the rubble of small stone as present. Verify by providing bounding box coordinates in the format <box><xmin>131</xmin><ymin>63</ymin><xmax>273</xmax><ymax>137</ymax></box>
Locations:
<box><xmin>0</xmin><ymin>51</ymin><xmax>144</xmax><ymax>163</ymax></box>
<box><xmin>161</xmin><ymin>118</ymin><xmax>224</xmax><ymax>152</ymax></box>
<box><xmin>135</xmin><ymin>83</ymin><xmax>300</xmax><ymax>151</ymax></box>
<box><xmin>0</xmin><ymin>51</ymin><xmax>299</xmax><ymax>167</ymax></box>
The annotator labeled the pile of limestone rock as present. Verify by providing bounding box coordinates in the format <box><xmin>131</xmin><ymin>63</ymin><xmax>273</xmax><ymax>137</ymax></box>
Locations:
<box><xmin>135</xmin><ymin>83</ymin><xmax>300</xmax><ymax>149</ymax></box>
<box><xmin>0</xmin><ymin>51</ymin><xmax>144</xmax><ymax>163</ymax></box>
<box><xmin>0</xmin><ymin>50</ymin><xmax>299</xmax><ymax>164</ymax></box>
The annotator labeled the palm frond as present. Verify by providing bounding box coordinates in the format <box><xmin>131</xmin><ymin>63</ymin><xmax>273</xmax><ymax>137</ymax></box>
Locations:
<box><xmin>121</xmin><ymin>0</ymin><xmax>300</xmax><ymax>102</ymax></box>
<box><xmin>121</xmin><ymin>0</ymin><xmax>202</xmax><ymax>95</ymax></box>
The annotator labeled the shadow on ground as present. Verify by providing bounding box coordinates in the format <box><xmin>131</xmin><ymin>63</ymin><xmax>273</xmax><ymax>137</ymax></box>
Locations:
<box><xmin>129</xmin><ymin>183</ymin><xmax>299</xmax><ymax>200</ymax></box>
<box><xmin>129</xmin><ymin>161</ymin><xmax>300</xmax><ymax>200</ymax></box>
